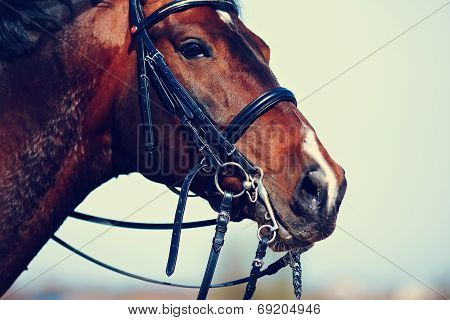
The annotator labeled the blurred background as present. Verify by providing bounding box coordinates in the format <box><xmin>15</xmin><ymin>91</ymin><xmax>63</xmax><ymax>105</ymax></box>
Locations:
<box><xmin>7</xmin><ymin>0</ymin><xmax>450</xmax><ymax>299</ymax></box>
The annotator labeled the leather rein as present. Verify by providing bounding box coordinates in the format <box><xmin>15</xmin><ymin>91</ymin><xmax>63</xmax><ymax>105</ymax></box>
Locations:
<box><xmin>52</xmin><ymin>0</ymin><xmax>308</xmax><ymax>300</ymax></box>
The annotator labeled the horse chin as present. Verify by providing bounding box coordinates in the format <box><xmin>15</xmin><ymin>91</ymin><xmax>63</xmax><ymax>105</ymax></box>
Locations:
<box><xmin>205</xmin><ymin>193</ymin><xmax>314</xmax><ymax>252</ymax></box>
<box><xmin>250</xmin><ymin>203</ymin><xmax>314</xmax><ymax>253</ymax></box>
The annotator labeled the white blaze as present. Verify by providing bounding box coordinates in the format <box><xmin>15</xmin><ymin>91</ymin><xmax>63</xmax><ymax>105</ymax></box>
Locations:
<box><xmin>217</xmin><ymin>10</ymin><xmax>233</xmax><ymax>26</ymax></box>
<box><xmin>303</xmin><ymin>129</ymin><xmax>339</xmax><ymax>210</ymax></box>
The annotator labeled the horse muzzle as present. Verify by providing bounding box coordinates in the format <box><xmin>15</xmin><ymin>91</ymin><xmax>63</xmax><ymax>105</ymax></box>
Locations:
<box><xmin>289</xmin><ymin>166</ymin><xmax>347</xmax><ymax>242</ymax></box>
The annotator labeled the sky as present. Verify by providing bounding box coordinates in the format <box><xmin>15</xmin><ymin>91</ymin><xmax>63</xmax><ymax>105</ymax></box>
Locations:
<box><xmin>7</xmin><ymin>0</ymin><xmax>450</xmax><ymax>299</ymax></box>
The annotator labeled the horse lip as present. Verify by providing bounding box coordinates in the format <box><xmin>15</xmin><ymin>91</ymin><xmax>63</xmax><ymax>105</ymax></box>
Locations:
<box><xmin>273</xmin><ymin>210</ymin><xmax>293</xmax><ymax>240</ymax></box>
<box><xmin>271</xmin><ymin>211</ymin><xmax>315</xmax><ymax>251</ymax></box>
<box><xmin>252</xmin><ymin>198</ymin><xmax>299</xmax><ymax>243</ymax></box>
<box><xmin>208</xmin><ymin>189</ymin><xmax>310</xmax><ymax>247</ymax></box>
<box><xmin>272</xmin><ymin>207</ymin><xmax>315</xmax><ymax>250</ymax></box>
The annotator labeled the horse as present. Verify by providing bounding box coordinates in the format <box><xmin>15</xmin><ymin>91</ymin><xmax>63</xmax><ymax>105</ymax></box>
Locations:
<box><xmin>0</xmin><ymin>0</ymin><xmax>347</xmax><ymax>297</ymax></box>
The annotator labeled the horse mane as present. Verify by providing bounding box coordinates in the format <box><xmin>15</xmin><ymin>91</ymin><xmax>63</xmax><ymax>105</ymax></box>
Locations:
<box><xmin>0</xmin><ymin>0</ymin><xmax>240</xmax><ymax>61</ymax></box>
<box><xmin>0</xmin><ymin>0</ymin><xmax>105</xmax><ymax>61</ymax></box>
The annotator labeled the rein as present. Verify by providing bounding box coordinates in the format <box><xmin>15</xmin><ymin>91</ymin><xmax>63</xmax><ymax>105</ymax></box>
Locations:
<box><xmin>53</xmin><ymin>0</ymin><xmax>307</xmax><ymax>300</ymax></box>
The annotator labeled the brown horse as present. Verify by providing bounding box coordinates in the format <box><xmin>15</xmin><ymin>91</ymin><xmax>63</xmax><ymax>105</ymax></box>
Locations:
<box><xmin>0</xmin><ymin>0</ymin><xmax>346</xmax><ymax>296</ymax></box>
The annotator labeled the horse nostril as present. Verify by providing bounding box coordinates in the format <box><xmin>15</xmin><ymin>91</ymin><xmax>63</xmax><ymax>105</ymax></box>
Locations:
<box><xmin>293</xmin><ymin>168</ymin><xmax>328</xmax><ymax>217</ymax></box>
<box><xmin>301</xmin><ymin>172</ymin><xmax>320</xmax><ymax>197</ymax></box>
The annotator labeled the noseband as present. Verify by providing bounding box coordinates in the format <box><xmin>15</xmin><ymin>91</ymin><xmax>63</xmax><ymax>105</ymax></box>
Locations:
<box><xmin>53</xmin><ymin>0</ymin><xmax>309</xmax><ymax>300</ymax></box>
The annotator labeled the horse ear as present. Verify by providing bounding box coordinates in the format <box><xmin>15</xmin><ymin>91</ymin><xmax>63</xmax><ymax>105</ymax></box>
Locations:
<box><xmin>246</xmin><ymin>29</ymin><xmax>271</xmax><ymax>63</ymax></box>
<box><xmin>260</xmin><ymin>42</ymin><xmax>271</xmax><ymax>63</ymax></box>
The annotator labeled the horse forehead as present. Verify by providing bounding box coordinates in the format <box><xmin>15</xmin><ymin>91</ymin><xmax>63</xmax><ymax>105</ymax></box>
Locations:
<box><xmin>164</xmin><ymin>6</ymin><xmax>232</xmax><ymax>27</ymax></box>
<box><xmin>217</xmin><ymin>10</ymin><xmax>234</xmax><ymax>26</ymax></box>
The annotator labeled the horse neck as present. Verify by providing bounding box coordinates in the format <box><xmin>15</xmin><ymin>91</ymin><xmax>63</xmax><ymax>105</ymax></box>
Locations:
<box><xmin>0</xmin><ymin>1</ymin><xmax>132</xmax><ymax>295</ymax></box>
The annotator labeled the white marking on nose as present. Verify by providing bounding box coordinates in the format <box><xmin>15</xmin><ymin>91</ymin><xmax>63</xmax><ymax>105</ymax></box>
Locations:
<box><xmin>303</xmin><ymin>129</ymin><xmax>338</xmax><ymax>210</ymax></box>
<box><xmin>217</xmin><ymin>10</ymin><xmax>233</xmax><ymax>26</ymax></box>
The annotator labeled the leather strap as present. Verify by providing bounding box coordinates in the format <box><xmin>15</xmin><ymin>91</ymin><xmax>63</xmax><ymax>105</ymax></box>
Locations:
<box><xmin>69</xmin><ymin>211</ymin><xmax>216</xmax><ymax>230</ymax></box>
<box><xmin>131</xmin><ymin>0</ymin><xmax>261</xmax><ymax>176</ymax></box>
<box><xmin>197</xmin><ymin>191</ymin><xmax>233</xmax><ymax>300</ymax></box>
<box><xmin>137</xmin><ymin>38</ymin><xmax>155</xmax><ymax>151</ymax></box>
<box><xmin>224</xmin><ymin>88</ymin><xmax>297</xmax><ymax>144</ymax></box>
<box><xmin>51</xmin><ymin>235</ymin><xmax>292</xmax><ymax>289</ymax></box>
<box><xmin>134</xmin><ymin>0</ymin><xmax>238</xmax><ymax>33</ymax></box>
<box><xmin>169</xmin><ymin>186</ymin><xmax>198</xmax><ymax>197</ymax></box>
<box><xmin>166</xmin><ymin>163</ymin><xmax>208</xmax><ymax>276</ymax></box>
<box><xmin>243</xmin><ymin>236</ymin><xmax>269</xmax><ymax>300</ymax></box>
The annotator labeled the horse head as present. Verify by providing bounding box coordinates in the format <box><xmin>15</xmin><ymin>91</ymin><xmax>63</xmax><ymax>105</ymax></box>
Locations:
<box><xmin>114</xmin><ymin>0</ymin><xmax>347</xmax><ymax>251</ymax></box>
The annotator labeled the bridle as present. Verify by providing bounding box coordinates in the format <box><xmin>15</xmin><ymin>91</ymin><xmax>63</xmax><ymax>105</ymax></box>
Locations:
<box><xmin>52</xmin><ymin>0</ymin><xmax>310</xmax><ymax>300</ymax></box>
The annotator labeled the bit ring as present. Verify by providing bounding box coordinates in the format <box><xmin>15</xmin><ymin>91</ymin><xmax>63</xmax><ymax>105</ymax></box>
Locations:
<box><xmin>214</xmin><ymin>162</ymin><xmax>250</xmax><ymax>198</ymax></box>
<box><xmin>258</xmin><ymin>224</ymin><xmax>277</xmax><ymax>244</ymax></box>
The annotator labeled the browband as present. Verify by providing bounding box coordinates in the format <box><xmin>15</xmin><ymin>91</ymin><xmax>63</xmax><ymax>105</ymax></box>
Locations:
<box><xmin>133</xmin><ymin>0</ymin><xmax>238</xmax><ymax>33</ymax></box>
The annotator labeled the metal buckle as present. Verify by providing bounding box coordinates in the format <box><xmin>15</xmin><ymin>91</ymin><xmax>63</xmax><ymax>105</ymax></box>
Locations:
<box><xmin>139</xmin><ymin>74</ymin><xmax>150</xmax><ymax>82</ymax></box>
<box><xmin>253</xmin><ymin>258</ymin><xmax>264</xmax><ymax>268</ymax></box>
<box><xmin>226</xmin><ymin>145</ymin><xmax>237</xmax><ymax>156</ymax></box>
<box><xmin>218</xmin><ymin>211</ymin><xmax>231</xmax><ymax>222</ymax></box>
<box><xmin>145</xmin><ymin>51</ymin><xmax>164</xmax><ymax>63</ymax></box>
<box><xmin>200</xmin><ymin>158</ymin><xmax>214</xmax><ymax>173</ymax></box>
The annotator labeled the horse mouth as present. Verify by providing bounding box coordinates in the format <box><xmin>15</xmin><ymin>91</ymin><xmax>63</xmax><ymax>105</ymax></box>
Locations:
<box><xmin>205</xmin><ymin>189</ymin><xmax>314</xmax><ymax>252</ymax></box>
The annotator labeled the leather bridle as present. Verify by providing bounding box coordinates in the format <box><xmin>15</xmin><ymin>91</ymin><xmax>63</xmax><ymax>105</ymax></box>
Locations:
<box><xmin>52</xmin><ymin>0</ymin><xmax>308</xmax><ymax>300</ymax></box>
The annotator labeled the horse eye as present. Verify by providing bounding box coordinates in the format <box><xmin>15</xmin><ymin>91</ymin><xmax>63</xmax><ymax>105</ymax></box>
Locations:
<box><xmin>179</xmin><ymin>41</ymin><xmax>210</xmax><ymax>59</ymax></box>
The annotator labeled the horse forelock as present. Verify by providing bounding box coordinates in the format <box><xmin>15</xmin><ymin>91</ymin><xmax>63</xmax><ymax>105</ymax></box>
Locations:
<box><xmin>0</xmin><ymin>0</ymin><xmax>106</xmax><ymax>61</ymax></box>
